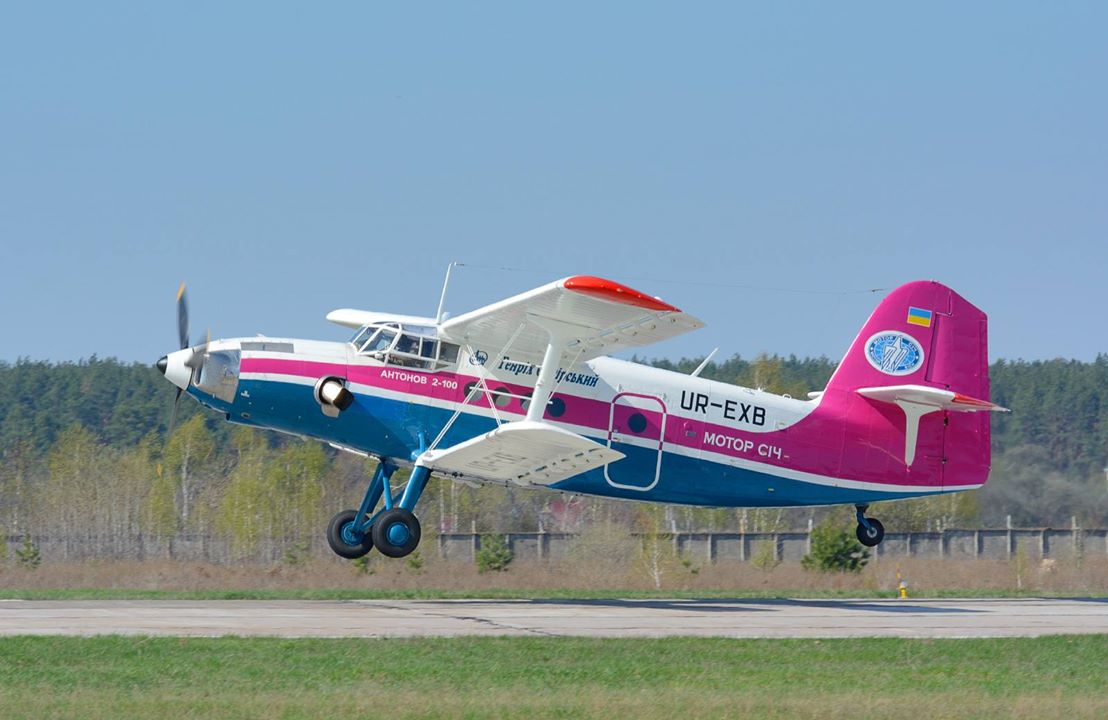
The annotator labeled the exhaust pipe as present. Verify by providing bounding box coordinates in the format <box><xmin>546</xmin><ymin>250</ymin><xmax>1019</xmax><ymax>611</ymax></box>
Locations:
<box><xmin>315</xmin><ymin>377</ymin><xmax>354</xmax><ymax>416</ymax></box>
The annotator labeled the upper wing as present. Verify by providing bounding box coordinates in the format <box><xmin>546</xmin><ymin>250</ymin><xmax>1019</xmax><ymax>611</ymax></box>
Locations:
<box><xmin>439</xmin><ymin>275</ymin><xmax>704</xmax><ymax>364</ymax></box>
<box><xmin>418</xmin><ymin>420</ymin><xmax>624</xmax><ymax>486</ymax></box>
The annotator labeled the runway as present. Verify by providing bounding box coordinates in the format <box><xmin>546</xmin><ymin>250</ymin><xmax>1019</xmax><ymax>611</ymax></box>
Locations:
<box><xmin>2</xmin><ymin>598</ymin><xmax>1106</xmax><ymax>638</ymax></box>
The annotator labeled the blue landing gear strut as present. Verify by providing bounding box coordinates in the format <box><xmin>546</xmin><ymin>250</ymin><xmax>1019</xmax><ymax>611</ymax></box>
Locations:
<box><xmin>854</xmin><ymin>504</ymin><xmax>885</xmax><ymax>547</ymax></box>
<box><xmin>325</xmin><ymin>460</ymin><xmax>432</xmax><ymax>560</ymax></box>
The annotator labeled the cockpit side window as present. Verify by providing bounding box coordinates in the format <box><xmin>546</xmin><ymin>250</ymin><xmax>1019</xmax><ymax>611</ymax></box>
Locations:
<box><xmin>365</xmin><ymin>329</ymin><xmax>397</xmax><ymax>354</ymax></box>
<box><xmin>350</xmin><ymin>326</ymin><xmax>374</xmax><ymax>349</ymax></box>
<box><xmin>353</xmin><ymin>322</ymin><xmax>461</xmax><ymax>371</ymax></box>
<box><xmin>438</xmin><ymin>342</ymin><xmax>460</xmax><ymax>365</ymax></box>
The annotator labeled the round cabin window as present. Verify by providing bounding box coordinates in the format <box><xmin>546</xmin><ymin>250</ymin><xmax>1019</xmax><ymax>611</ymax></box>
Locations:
<box><xmin>547</xmin><ymin>396</ymin><xmax>566</xmax><ymax>418</ymax></box>
<box><xmin>628</xmin><ymin>412</ymin><xmax>648</xmax><ymax>434</ymax></box>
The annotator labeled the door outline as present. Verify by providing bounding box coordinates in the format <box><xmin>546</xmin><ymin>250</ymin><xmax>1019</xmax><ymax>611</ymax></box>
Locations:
<box><xmin>605</xmin><ymin>392</ymin><xmax>667</xmax><ymax>492</ymax></box>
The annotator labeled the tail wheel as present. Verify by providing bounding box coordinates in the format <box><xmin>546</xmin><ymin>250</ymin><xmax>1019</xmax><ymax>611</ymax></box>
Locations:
<box><xmin>326</xmin><ymin>509</ymin><xmax>374</xmax><ymax>559</ymax></box>
<box><xmin>371</xmin><ymin>507</ymin><xmax>421</xmax><ymax>558</ymax></box>
<box><xmin>856</xmin><ymin>517</ymin><xmax>885</xmax><ymax>547</ymax></box>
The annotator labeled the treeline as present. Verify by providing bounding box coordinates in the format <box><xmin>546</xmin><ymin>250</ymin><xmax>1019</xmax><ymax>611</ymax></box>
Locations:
<box><xmin>0</xmin><ymin>355</ymin><xmax>1106</xmax><ymax>564</ymax></box>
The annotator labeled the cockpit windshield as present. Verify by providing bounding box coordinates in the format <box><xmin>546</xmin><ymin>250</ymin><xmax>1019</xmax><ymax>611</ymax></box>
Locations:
<box><xmin>350</xmin><ymin>322</ymin><xmax>459</xmax><ymax>370</ymax></box>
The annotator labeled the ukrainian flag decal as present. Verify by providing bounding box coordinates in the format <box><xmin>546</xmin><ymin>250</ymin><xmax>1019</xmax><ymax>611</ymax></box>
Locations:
<box><xmin>907</xmin><ymin>306</ymin><xmax>933</xmax><ymax>328</ymax></box>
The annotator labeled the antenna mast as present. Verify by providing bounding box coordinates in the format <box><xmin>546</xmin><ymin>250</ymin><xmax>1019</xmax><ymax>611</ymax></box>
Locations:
<box><xmin>435</xmin><ymin>262</ymin><xmax>457</xmax><ymax>325</ymax></box>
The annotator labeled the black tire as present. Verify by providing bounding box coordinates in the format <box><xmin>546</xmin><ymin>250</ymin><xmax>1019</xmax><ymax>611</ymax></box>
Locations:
<box><xmin>371</xmin><ymin>507</ymin><xmax>421</xmax><ymax>558</ymax></box>
<box><xmin>856</xmin><ymin>517</ymin><xmax>885</xmax><ymax>547</ymax></box>
<box><xmin>327</xmin><ymin>509</ymin><xmax>374</xmax><ymax>559</ymax></box>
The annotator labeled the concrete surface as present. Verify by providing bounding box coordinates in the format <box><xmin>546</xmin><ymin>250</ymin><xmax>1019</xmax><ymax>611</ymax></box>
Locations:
<box><xmin>1</xmin><ymin>598</ymin><xmax>1106</xmax><ymax>638</ymax></box>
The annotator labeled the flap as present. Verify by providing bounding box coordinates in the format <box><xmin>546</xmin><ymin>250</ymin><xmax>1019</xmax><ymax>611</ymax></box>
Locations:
<box><xmin>418</xmin><ymin>420</ymin><xmax>625</xmax><ymax>486</ymax></box>
<box><xmin>438</xmin><ymin>275</ymin><xmax>704</xmax><ymax>365</ymax></box>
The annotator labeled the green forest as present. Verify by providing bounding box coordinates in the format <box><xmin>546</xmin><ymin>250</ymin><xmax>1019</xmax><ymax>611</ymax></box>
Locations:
<box><xmin>0</xmin><ymin>355</ymin><xmax>1106</xmax><ymax>563</ymax></box>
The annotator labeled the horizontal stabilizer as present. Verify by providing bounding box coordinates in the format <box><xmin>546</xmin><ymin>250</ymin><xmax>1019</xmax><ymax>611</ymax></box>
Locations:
<box><xmin>857</xmin><ymin>385</ymin><xmax>1007</xmax><ymax>467</ymax></box>
<box><xmin>418</xmin><ymin>420</ymin><xmax>624</xmax><ymax>486</ymax></box>
<box><xmin>857</xmin><ymin>385</ymin><xmax>1008</xmax><ymax>413</ymax></box>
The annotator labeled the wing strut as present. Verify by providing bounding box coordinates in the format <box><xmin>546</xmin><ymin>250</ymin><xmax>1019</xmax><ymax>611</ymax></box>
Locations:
<box><xmin>415</xmin><ymin>314</ymin><xmax>626</xmax><ymax>486</ymax></box>
<box><xmin>426</xmin><ymin>322</ymin><xmax>527</xmax><ymax>454</ymax></box>
<box><xmin>524</xmin><ymin>316</ymin><xmax>580</xmax><ymax>422</ymax></box>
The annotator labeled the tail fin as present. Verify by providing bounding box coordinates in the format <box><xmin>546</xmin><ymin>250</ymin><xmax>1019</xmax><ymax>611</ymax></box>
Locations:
<box><xmin>826</xmin><ymin>280</ymin><xmax>989</xmax><ymax>397</ymax></box>
<box><xmin>826</xmin><ymin>281</ymin><xmax>1000</xmax><ymax>489</ymax></box>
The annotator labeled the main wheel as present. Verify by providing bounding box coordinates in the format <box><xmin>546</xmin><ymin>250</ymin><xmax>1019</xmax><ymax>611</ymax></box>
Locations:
<box><xmin>856</xmin><ymin>517</ymin><xmax>885</xmax><ymax>547</ymax></box>
<box><xmin>327</xmin><ymin>509</ymin><xmax>374</xmax><ymax>559</ymax></box>
<box><xmin>371</xmin><ymin>507</ymin><xmax>421</xmax><ymax>558</ymax></box>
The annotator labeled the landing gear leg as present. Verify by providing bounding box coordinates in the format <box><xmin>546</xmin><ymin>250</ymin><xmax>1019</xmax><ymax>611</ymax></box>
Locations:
<box><xmin>326</xmin><ymin>460</ymin><xmax>396</xmax><ymax>559</ymax></box>
<box><xmin>326</xmin><ymin>460</ymin><xmax>432</xmax><ymax>560</ymax></box>
<box><xmin>854</xmin><ymin>504</ymin><xmax>885</xmax><ymax>547</ymax></box>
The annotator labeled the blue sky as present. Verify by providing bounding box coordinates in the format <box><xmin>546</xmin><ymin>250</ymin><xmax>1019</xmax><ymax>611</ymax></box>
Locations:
<box><xmin>2</xmin><ymin>3</ymin><xmax>1105</xmax><ymax>364</ymax></box>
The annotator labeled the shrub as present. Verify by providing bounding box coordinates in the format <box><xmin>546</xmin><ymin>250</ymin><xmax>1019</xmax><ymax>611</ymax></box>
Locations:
<box><xmin>801</xmin><ymin>521</ymin><xmax>869</xmax><ymax>573</ymax></box>
<box><xmin>751</xmin><ymin>541</ymin><xmax>781</xmax><ymax>572</ymax></box>
<box><xmin>476</xmin><ymin>534</ymin><xmax>513</xmax><ymax>573</ymax></box>
<box><xmin>15</xmin><ymin>536</ymin><xmax>41</xmax><ymax>570</ymax></box>
<box><xmin>350</xmin><ymin>555</ymin><xmax>375</xmax><ymax>575</ymax></box>
<box><xmin>282</xmin><ymin>541</ymin><xmax>311</xmax><ymax>566</ymax></box>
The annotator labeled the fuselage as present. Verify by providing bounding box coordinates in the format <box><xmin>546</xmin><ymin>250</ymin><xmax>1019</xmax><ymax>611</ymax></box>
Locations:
<box><xmin>173</xmin><ymin>331</ymin><xmax>977</xmax><ymax>508</ymax></box>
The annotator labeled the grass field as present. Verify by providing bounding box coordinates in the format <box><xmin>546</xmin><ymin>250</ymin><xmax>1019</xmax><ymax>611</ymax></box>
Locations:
<box><xmin>1</xmin><ymin>635</ymin><xmax>1105</xmax><ymax>719</ymax></box>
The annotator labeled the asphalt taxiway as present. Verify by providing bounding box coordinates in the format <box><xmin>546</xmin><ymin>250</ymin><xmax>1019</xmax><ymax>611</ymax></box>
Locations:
<box><xmin>1</xmin><ymin>598</ymin><xmax>1105</xmax><ymax>638</ymax></box>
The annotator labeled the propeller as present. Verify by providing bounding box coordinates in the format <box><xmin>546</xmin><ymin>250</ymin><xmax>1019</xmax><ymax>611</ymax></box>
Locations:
<box><xmin>167</xmin><ymin>283</ymin><xmax>190</xmax><ymax>437</ymax></box>
<box><xmin>164</xmin><ymin>283</ymin><xmax>210</xmax><ymax>438</ymax></box>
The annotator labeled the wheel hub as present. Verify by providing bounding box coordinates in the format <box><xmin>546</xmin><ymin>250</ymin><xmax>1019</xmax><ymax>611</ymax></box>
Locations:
<box><xmin>341</xmin><ymin>522</ymin><xmax>363</xmax><ymax>546</ymax></box>
<box><xmin>386</xmin><ymin>522</ymin><xmax>410</xmax><ymax>546</ymax></box>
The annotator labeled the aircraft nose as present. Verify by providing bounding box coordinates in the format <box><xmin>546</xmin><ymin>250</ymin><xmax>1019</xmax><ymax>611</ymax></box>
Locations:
<box><xmin>157</xmin><ymin>349</ymin><xmax>194</xmax><ymax>391</ymax></box>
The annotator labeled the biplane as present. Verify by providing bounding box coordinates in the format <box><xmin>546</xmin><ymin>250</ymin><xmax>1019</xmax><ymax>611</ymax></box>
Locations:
<box><xmin>157</xmin><ymin>274</ymin><xmax>1005</xmax><ymax>559</ymax></box>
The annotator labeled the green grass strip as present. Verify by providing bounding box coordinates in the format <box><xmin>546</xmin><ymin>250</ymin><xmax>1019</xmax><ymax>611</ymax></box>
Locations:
<box><xmin>0</xmin><ymin>635</ymin><xmax>1105</xmax><ymax>719</ymax></box>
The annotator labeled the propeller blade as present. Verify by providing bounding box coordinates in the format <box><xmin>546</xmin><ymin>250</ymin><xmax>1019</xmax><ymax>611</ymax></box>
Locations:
<box><xmin>176</xmin><ymin>283</ymin><xmax>189</xmax><ymax>351</ymax></box>
<box><xmin>167</xmin><ymin>386</ymin><xmax>184</xmax><ymax>437</ymax></box>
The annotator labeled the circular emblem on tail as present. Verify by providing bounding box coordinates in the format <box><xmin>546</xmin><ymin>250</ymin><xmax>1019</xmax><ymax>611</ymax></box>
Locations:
<box><xmin>865</xmin><ymin>331</ymin><xmax>924</xmax><ymax>376</ymax></box>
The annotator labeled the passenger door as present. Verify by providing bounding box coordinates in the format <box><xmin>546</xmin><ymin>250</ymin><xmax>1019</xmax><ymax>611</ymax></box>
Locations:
<box><xmin>605</xmin><ymin>392</ymin><xmax>667</xmax><ymax>491</ymax></box>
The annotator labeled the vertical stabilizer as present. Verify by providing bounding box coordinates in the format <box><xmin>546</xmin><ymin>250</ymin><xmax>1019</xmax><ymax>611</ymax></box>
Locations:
<box><xmin>825</xmin><ymin>281</ymin><xmax>994</xmax><ymax>489</ymax></box>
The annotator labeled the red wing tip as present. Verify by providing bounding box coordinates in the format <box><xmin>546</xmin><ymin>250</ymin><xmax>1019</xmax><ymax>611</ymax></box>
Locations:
<box><xmin>563</xmin><ymin>275</ymin><xmax>679</xmax><ymax>313</ymax></box>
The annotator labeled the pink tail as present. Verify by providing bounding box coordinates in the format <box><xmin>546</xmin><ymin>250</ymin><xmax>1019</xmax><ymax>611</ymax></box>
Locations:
<box><xmin>824</xmin><ymin>281</ymin><xmax>993</xmax><ymax>490</ymax></box>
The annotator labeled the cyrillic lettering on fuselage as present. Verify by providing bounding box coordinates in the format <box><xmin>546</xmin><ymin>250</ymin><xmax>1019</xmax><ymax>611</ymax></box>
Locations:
<box><xmin>702</xmin><ymin>432</ymin><xmax>784</xmax><ymax>460</ymax></box>
<box><xmin>494</xmin><ymin>356</ymin><xmax>600</xmax><ymax>388</ymax></box>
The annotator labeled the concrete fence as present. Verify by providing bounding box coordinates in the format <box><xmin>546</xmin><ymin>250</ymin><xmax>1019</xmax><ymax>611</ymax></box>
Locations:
<box><xmin>5</xmin><ymin>526</ymin><xmax>1107</xmax><ymax>564</ymax></box>
<box><xmin>442</xmin><ymin>526</ymin><xmax>1108</xmax><ymax>564</ymax></box>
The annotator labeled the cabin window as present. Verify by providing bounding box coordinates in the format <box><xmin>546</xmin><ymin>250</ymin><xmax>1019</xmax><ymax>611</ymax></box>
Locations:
<box><xmin>547</xmin><ymin>396</ymin><xmax>567</xmax><ymax>418</ymax></box>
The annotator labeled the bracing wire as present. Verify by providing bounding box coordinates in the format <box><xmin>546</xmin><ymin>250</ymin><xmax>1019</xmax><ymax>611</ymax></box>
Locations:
<box><xmin>452</xmin><ymin>262</ymin><xmax>886</xmax><ymax>297</ymax></box>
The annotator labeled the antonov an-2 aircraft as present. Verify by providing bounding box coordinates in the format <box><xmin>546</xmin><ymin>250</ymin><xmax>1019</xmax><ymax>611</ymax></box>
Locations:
<box><xmin>157</xmin><ymin>275</ymin><xmax>1005</xmax><ymax>560</ymax></box>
